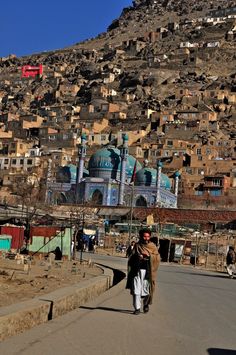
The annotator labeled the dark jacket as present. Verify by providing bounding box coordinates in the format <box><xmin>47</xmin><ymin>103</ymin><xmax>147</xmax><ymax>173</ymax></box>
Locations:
<box><xmin>226</xmin><ymin>249</ymin><xmax>236</xmax><ymax>265</ymax></box>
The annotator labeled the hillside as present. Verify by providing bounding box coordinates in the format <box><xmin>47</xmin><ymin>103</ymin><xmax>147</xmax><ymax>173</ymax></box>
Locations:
<box><xmin>0</xmin><ymin>0</ymin><xmax>236</xmax><ymax>208</ymax></box>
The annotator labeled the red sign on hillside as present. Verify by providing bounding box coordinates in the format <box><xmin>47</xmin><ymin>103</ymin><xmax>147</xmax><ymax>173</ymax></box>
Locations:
<box><xmin>21</xmin><ymin>64</ymin><xmax>43</xmax><ymax>78</ymax></box>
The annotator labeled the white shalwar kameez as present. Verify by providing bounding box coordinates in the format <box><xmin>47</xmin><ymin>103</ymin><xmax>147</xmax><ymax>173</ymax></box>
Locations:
<box><xmin>132</xmin><ymin>269</ymin><xmax>150</xmax><ymax>310</ymax></box>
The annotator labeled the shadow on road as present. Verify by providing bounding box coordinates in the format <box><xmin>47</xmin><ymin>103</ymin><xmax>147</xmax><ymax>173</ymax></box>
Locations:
<box><xmin>158</xmin><ymin>280</ymin><xmax>233</xmax><ymax>292</ymax></box>
<box><xmin>80</xmin><ymin>305</ymin><xmax>133</xmax><ymax>314</ymax></box>
<box><xmin>208</xmin><ymin>348</ymin><xmax>236</xmax><ymax>354</ymax></box>
<box><xmin>160</xmin><ymin>268</ymin><xmax>232</xmax><ymax>279</ymax></box>
<box><xmin>187</xmin><ymin>273</ymin><xmax>235</xmax><ymax>280</ymax></box>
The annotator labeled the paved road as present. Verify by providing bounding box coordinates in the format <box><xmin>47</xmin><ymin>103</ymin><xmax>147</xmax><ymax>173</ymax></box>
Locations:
<box><xmin>1</xmin><ymin>258</ymin><xmax>236</xmax><ymax>355</ymax></box>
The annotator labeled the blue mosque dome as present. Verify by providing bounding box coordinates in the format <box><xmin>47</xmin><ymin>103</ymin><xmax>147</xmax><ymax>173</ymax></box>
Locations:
<box><xmin>56</xmin><ymin>164</ymin><xmax>88</xmax><ymax>184</ymax></box>
<box><xmin>135</xmin><ymin>167</ymin><xmax>171</xmax><ymax>190</ymax></box>
<box><xmin>88</xmin><ymin>147</ymin><xmax>142</xmax><ymax>180</ymax></box>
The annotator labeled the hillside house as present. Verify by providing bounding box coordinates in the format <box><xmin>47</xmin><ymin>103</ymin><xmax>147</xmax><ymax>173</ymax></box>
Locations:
<box><xmin>108</xmin><ymin>111</ymin><xmax>127</xmax><ymax>120</ymax></box>
<box><xmin>123</xmin><ymin>39</ymin><xmax>146</xmax><ymax>56</ymax></box>
<box><xmin>103</xmin><ymin>73</ymin><xmax>115</xmax><ymax>84</ymax></box>
<box><xmin>195</xmin><ymin>174</ymin><xmax>231</xmax><ymax>197</ymax></box>
<box><xmin>0</xmin><ymin>138</ymin><xmax>31</xmax><ymax>157</ymax></box>
<box><xmin>0</xmin><ymin>154</ymin><xmax>41</xmax><ymax>175</ymax></box>
<box><xmin>56</xmin><ymin>83</ymin><xmax>80</xmax><ymax>98</ymax></box>
<box><xmin>91</xmin><ymin>85</ymin><xmax>117</xmax><ymax>99</ymax></box>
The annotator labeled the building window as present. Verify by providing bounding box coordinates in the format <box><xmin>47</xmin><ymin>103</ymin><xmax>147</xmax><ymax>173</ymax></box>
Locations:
<box><xmin>167</xmin><ymin>140</ymin><xmax>173</xmax><ymax>146</ymax></box>
<box><xmin>212</xmin><ymin>179</ymin><xmax>222</xmax><ymax>186</ymax></box>
<box><xmin>20</xmin><ymin>159</ymin><xmax>24</xmax><ymax>165</ymax></box>
<box><xmin>196</xmin><ymin>148</ymin><xmax>201</xmax><ymax>155</ymax></box>
<box><xmin>186</xmin><ymin>168</ymin><xmax>192</xmax><ymax>174</ymax></box>
<box><xmin>27</xmin><ymin>159</ymin><xmax>33</xmax><ymax>165</ymax></box>
<box><xmin>198</xmin><ymin>155</ymin><xmax>202</xmax><ymax>161</ymax></box>
<box><xmin>4</xmin><ymin>159</ymin><xmax>9</xmax><ymax>164</ymax></box>
<box><xmin>210</xmin><ymin>189</ymin><xmax>221</xmax><ymax>196</ymax></box>
<box><xmin>12</xmin><ymin>159</ymin><xmax>16</xmax><ymax>165</ymax></box>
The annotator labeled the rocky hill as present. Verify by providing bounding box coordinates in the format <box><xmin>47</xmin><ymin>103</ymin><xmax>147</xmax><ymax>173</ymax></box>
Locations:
<box><xmin>0</xmin><ymin>1</ymin><xmax>235</xmax><ymax>111</ymax></box>
<box><xmin>0</xmin><ymin>0</ymin><xmax>236</xmax><ymax>205</ymax></box>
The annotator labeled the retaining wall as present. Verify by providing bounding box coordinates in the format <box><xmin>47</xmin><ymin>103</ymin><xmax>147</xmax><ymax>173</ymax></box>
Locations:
<box><xmin>0</xmin><ymin>270</ymin><xmax>113</xmax><ymax>341</ymax></box>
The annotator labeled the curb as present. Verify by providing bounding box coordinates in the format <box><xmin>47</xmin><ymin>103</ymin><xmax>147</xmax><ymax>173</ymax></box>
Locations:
<box><xmin>0</xmin><ymin>267</ymin><xmax>113</xmax><ymax>341</ymax></box>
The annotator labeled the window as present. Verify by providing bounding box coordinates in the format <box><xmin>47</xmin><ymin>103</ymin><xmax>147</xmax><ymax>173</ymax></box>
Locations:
<box><xmin>167</xmin><ymin>140</ymin><xmax>173</xmax><ymax>146</ymax></box>
<box><xmin>20</xmin><ymin>159</ymin><xmax>24</xmax><ymax>165</ymax></box>
<box><xmin>196</xmin><ymin>148</ymin><xmax>201</xmax><ymax>155</ymax></box>
<box><xmin>210</xmin><ymin>189</ymin><xmax>221</xmax><ymax>196</ymax></box>
<box><xmin>12</xmin><ymin>159</ymin><xmax>16</xmax><ymax>165</ymax></box>
<box><xmin>212</xmin><ymin>179</ymin><xmax>222</xmax><ymax>186</ymax></box>
<box><xmin>198</xmin><ymin>155</ymin><xmax>202</xmax><ymax>161</ymax></box>
<box><xmin>27</xmin><ymin>159</ymin><xmax>33</xmax><ymax>165</ymax></box>
<box><xmin>195</xmin><ymin>190</ymin><xmax>203</xmax><ymax>196</ymax></box>
<box><xmin>4</xmin><ymin>159</ymin><xmax>9</xmax><ymax>164</ymax></box>
<box><xmin>186</xmin><ymin>168</ymin><xmax>192</xmax><ymax>174</ymax></box>
<box><xmin>206</xmin><ymin>149</ymin><xmax>211</xmax><ymax>155</ymax></box>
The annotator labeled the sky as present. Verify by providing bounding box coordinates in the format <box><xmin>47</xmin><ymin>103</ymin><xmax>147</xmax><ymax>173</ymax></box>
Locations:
<box><xmin>0</xmin><ymin>0</ymin><xmax>132</xmax><ymax>58</ymax></box>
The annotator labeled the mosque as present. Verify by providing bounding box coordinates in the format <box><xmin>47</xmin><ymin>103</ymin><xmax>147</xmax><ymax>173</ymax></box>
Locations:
<box><xmin>48</xmin><ymin>133</ymin><xmax>180</xmax><ymax>208</ymax></box>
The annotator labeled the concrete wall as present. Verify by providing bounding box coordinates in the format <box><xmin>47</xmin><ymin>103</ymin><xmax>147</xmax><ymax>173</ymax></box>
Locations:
<box><xmin>0</xmin><ymin>274</ymin><xmax>112</xmax><ymax>341</ymax></box>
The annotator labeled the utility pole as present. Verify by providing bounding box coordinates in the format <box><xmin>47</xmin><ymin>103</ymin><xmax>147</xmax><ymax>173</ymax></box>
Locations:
<box><xmin>45</xmin><ymin>158</ymin><xmax>52</xmax><ymax>204</ymax></box>
<box><xmin>128</xmin><ymin>183</ymin><xmax>134</xmax><ymax>245</ymax></box>
<box><xmin>80</xmin><ymin>212</ymin><xmax>85</xmax><ymax>264</ymax></box>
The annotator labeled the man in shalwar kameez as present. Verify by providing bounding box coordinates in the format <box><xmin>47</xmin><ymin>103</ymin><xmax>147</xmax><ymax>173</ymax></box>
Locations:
<box><xmin>126</xmin><ymin>228</ymin><xmax>160</xmax><ymax>315</ymax></box>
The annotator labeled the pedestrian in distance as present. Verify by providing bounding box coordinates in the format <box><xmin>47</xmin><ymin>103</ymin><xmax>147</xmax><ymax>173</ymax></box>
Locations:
<box><xmin>54</xmin><ymin>246</ymin><xmax>62</xmax><ymax>261</ymax></box>
<box><xmin>126</xmin><ymin>227</ymin><xmax>160</xmax><ymax>315</ymax></box>
<box><xmin>126</xmin><ymin>240</ymin><xmax>136</xmax><ymax>258</ymax></box>
<box><xmin>226</xmin><ymin>246</ymin><xmax>236</xmax><ymax>279</ymax></box>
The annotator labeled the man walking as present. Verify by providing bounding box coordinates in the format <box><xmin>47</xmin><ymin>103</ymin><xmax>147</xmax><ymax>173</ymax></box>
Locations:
<box><xmin>126</xmin><ymin>228</ymin><xmax>160</xmax><ymax>315</ymax></box>
<box><xmin>226</xmin><ymin>246</ymin><xmax>236</xmax><ymax>279</ymax></box>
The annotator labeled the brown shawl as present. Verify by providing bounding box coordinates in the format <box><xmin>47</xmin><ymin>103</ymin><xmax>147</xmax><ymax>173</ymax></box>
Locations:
<box><xmin>127</xmin><ymin>241</ymin><xmax>160</xmax><ymax>303</ymax></box>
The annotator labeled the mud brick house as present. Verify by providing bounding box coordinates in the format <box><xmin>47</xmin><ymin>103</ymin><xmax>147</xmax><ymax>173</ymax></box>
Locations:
<box><xmin>195</xmin><ymin>174</ymin><xmax>231</xmax><ymax>196</ymax></box>
<box><xmin>0</xmin><ymin>138</ymin><xmax>31</xmax><ymax>156</ymax></box>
